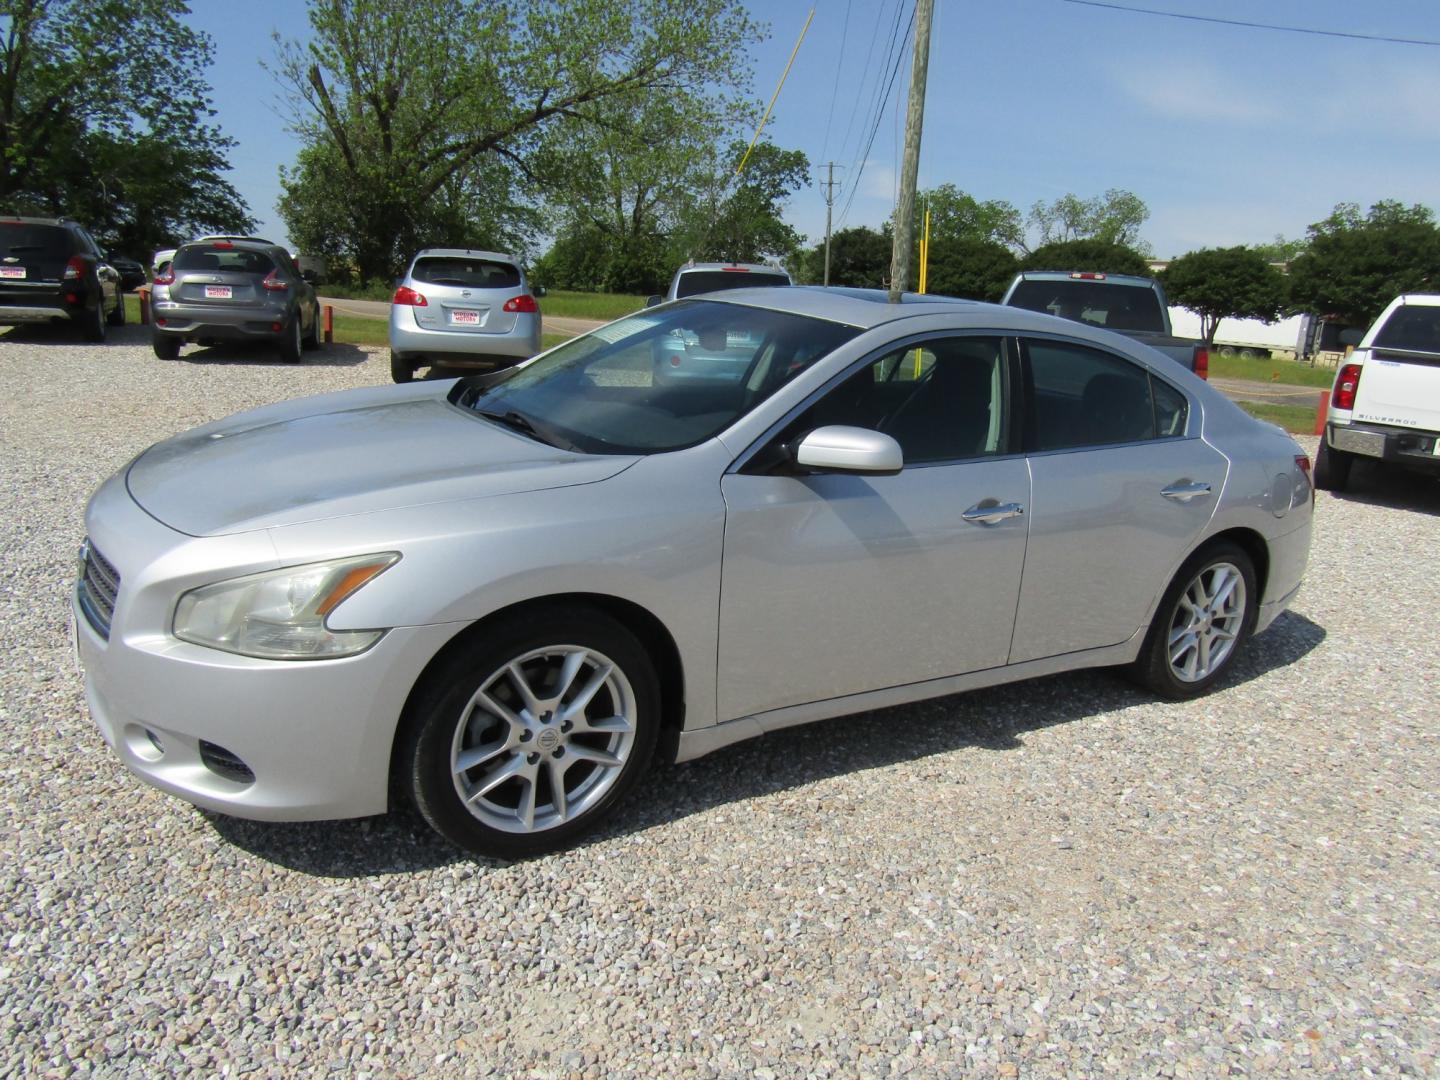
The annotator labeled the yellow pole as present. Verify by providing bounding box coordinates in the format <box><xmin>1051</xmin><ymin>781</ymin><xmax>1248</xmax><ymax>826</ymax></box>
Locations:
<box><xmin>736</xmin><ymin>9</ymin><xmax>815</xmax><ymax>176</ymax></box>
<box><xmin>918</xmin><ymin>207</ymin><xmax>931</xmax><ymax>294</ymax></box>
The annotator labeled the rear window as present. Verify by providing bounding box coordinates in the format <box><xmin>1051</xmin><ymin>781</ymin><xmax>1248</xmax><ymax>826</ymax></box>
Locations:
<box><xmin>175</xmin><ymin>246</ymin><xmax>276</xmax><ymax>275</ymax></box>
<box><xmin>674</xmin><ymin>270</ymin><xmax>790</xmax><ymax>298</ymax></box>
<box><xmin>0</xmin><ymin>224</ymin><xmax>72</xmax><ymax>259</ymax></box>
<box><xmin>1008</xmin><ymin>280</ymin><xmax>1166</xmax><ymax>334</ymax></box>
<box><xmin>411</xmin><ymin>257</ymin><xmax>520</xmax><ymax>289</ymax></box>
<box><xmin>1373</xmin><ymin>305</ymin><xmax>1440</xmax><ymax>354</ymax></box>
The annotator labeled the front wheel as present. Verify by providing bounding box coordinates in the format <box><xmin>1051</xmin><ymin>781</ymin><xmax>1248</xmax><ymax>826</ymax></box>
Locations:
<box><xmin>402</xmin><ymin>607</ymin><xmax>660</xmax><ymax>858</ymax></box>
<box><xmin>302</xmin><ymin>306</ymin><xmax>321</xmax><ymax>350</ymax></box>
<box><xmin>1313</xmin><ymin>439</ymin><xmax>1353</xmax><ymax>492</ymax></box>
<box><xmin>81</xmin><ymin>299</ymin><xmax>106</xmax><ymax>343</ymax></box>
<box><xmin>106</xmin><ymin>290</ymin><xmax>125</xmax><ymax>327</ymax></box>
<box><xmin>1128</xmin><ymin>542</ymin><xmax>1257</xmax><ymax>700</ymax></box>
<box><xmin>279</xmin><ymin>315</ymin><xmax>303</xmax><ymax>364</ymax></box>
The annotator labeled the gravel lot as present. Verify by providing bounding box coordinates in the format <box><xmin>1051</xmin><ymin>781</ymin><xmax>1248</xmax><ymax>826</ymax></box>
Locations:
<box><xmin>2</xmin><ymin>324</ymin><xmax>1437</xmax><ymax>1078</ymax></box>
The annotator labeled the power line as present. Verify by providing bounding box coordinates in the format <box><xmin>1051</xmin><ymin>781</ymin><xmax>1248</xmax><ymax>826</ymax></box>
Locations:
<box><xmin>818</xmin><ymin>0</ymin><xmax>854</xmax><ymax>166</ymax></box>
<box><xmin>837</xmin><ymin>2</ymin><xmax>915</xmax><ymax>228</ymax></box>
<box><xmin>1060</xmin><ymin>0</ymin><xmax>1440</xmax><ymax>47</ymax></box>
<box><xmin>835</xmin><ymin>0</ymin><xmax>899</xmax><ymax>175</ymax></box>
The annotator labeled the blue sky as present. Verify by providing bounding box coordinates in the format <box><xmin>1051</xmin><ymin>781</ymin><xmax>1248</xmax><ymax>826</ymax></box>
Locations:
<box><xmin>191</xmin><ymin>0</ymin><xmax>1440</xmax><ymax>259</ymax></box>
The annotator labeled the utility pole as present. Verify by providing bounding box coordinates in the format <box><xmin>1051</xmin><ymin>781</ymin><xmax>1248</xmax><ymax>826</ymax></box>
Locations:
<box><xmin>821</xmin><ymin>162</ymin><xmax>842</xmax><ymax>286</ymax></box>
<box><xmin>888</xmin><ymin>0</ymin><xmax>935</xmax><ymax>303</ymax></box>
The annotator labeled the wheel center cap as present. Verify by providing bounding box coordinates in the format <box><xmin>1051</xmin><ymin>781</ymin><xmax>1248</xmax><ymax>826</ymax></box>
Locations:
<box><xmin>536</xmin><ymin>728</ymin><xmax>561</xmax><ymax>752</ymax></box>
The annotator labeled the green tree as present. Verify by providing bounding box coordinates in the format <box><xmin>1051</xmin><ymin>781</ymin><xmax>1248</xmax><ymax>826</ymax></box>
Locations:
<box><xmin>922</xmin><ymin>238</ymin><xmax>1018</xmax><ymax>302</ymax></box>
<box><xmin>679</xmin><ymin>140</ymin><xmax>809</xmax><ymax>267</ymax></box>
<box><xmin>1287</xmin><ymin>200</ymin><xmax>1440</xmax><ymax>326</ymax></box>
<box><xmin>1021</xmin><ymin>239</ymin><xmax>1152</xmax><ymax>277</ymax></box>
<box><xmin>1250</xmin><ymin>234</ymin><xmax>1305</xmax><ymax>265</ymax></box>
<box><xmin>796</xmin><ymin>225</ymin><xmax>888</xmax><ymax>287</ymax></box>
<box><xmin>0</xmin><ymin>0</ymin><xmax>253</xmax><ymax>254</ymax></box>
<box><xmin>274</xmin><ymin>0</ymin><xmax>760</xmax><ymax>281</ymax></box>
<box><xmin>1028</xmin><ymin>189</ymin><xmax>1150</xmax><ymax>253</ymax></box>
<box><xmin>1160</xmin><ymin>246</ymin><xmax>1287</xmax><ymax>345</ymax></box>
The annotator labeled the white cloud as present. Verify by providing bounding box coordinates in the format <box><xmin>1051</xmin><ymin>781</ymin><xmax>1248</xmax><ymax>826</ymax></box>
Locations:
<box><xmin>1111</xmin><ymin>62</ymin><xmax>1286</xmax><ymax>125</ymax></box>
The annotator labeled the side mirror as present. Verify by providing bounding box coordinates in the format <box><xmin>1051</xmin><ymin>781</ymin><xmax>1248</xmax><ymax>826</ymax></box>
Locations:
<box><xmin>1338</xmin><ymin>327</ymin><xmax>1364</xmax><ymax>347</ymax></box>
<box><xmin>532</xmin><ymin>285</ymin><xmax>547</xmax><ymax>298</ymax></box>
<box><xmin>793</xmin><ymin>426</ymin><xmax>902</xmax><ymax>475</ymax></box>
<box><xmin>645</xmin><ymin>295</ymin><xmax>664</xmax><ymax>308</ymax></box>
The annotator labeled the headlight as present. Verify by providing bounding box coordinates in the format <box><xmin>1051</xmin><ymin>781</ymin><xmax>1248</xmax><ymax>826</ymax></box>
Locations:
<box><xmin>173</xmin><ymin>553</ymin><xmax>400</xmax><ymax>660</ymax></box>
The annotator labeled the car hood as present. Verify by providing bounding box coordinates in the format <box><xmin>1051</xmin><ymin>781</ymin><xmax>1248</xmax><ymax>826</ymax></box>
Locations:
<box><xmin>125</xmin><ymin>383</ymin><xmax>636</xmax><ymax>536</ymax></box>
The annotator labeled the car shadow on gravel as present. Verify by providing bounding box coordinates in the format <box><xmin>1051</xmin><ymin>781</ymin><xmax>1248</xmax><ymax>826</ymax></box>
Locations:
<box><xmin>1324</xmin><ymin>460</ymin><xmax>1440</xmax><ymax>517</ymax></box>
<box><xmin>204</xmin><ymin>611</ymin><xmax>1326</xmax><ymax>877</ymax></box>
<box><xmin>172</xmin><ymin>341</ymin><xmax>372</xmax><ymax>368</ymax></box>
<box><xmin>0</xmin><ymin>323</ymin><xmax>151</xmax><ymax>347</ymax></box>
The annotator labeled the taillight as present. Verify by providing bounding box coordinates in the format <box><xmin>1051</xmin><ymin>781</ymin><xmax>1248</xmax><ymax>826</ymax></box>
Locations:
<box><xmin>63</xmin><ymin>256</ymin><xmax>86</xmax><ymax>281</ymax></box>
<box><xmin>1069</xmin><ymin>271</ymin><xmax>1106</xmax><ymax>280</ymax></box>
<box><xmin>1193</xmin><ymin>347</ymin><xmax>1209</xmax><ymax>381</ymax></box>
<box><xmin>153</xmin><ymin>267</ymin><xmax>175</xmax><ymax>286</ymax></box>
<box><xmin>261</xmin><ymin>269</ymin><xmax>289</xmax><ymax>291</ymax></box>
<box><xmin>503</xmin><ymin>294</ymin><xmax>538</xmax><ymax>313</ymax></box>
<box><xmin>1333</xmin><ymin>363</ymin><xmax>1362</xmax><ymax>410</ymax></box>
<box><xmin>392</xmin><ymin>286</ymin><xmax>427</xmax><ymax>307</ymax></box>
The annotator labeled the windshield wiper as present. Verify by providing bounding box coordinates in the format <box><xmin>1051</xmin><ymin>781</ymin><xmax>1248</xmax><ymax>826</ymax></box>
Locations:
<box><xmin>477</xmin><ymin>408</ymin><xmax>577</xmax><ymax>451</ymax></box>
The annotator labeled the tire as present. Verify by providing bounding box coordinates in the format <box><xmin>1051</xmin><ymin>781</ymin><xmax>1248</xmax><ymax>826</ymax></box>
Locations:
<box><xmin>1313</xmin><ymin>439</ymin><xmax>1353</xmax><ymax>493</ymax></box>
<box><xmin>1239</xmin><ymin>348</ymin><xmax>1257</xmax><ymax>360</ymax></box>
<box><xmin>1217</xmin><ymin>345</ymin><xmax>1235</xmax><ymax>358</ymax></box>
<box><xmin>402</xmin><ymin>606</ymin><xmax>661</xmax><ymax>858</ymax></box>
<box><xmin>279</xmin><ymin>315</ymin><xmax>303</xmax><ymax>364</ymax></box>
<box><xmin>152</xmin><ymin>334</ymin><xmax>180</xmax><ymax>360</ymax></box>
<box><xmin>106</xmin><ymin>290</ymin><xmax>125</xmax><ymax>327</ymax></box>
<box><xmin>1127</xmin><ymin>542</ymin><xmax>1258</xmax><ymax>700</ymax></box>
<box><xmin>81</xmin><ymin>298</ymin><xmax>106</xmax><ymax>343</ymax></box>
<box><xmin>302</xmin><ymin>307</ymin><xmax>321</xmax><ymax>350</ymax></box>
<box><xmin>390</xmin><ymin>352</ymin><xmax>415</xmax><ymax>383</ymax></box>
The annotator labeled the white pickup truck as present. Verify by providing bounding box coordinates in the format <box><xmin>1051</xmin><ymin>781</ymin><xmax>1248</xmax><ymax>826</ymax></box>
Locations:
<box><xmin>1316</xmin><ymin>293</ymin><xmax>1440</xmax><ymax>491</ymax></box>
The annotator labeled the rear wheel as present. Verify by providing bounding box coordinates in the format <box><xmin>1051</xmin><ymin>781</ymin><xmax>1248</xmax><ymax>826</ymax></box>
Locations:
<box><xmin>279</xmin><ymin>316</ymin><xmax>303</xmax><ymax>364</ymax></box>
<box><xmin>1128</xmin><ymin>542</ymin><xmax>1257</xmax><ymax>700</ymax></box>
<box><xmin>302</xmin><ymin>307</ymin><xmax>321</xmax><ymax>350</ymax></box>
<box><xmin>1313</xmin><ymin>439</ymin><xmax>1354</xmax><ymax>492</ymax></box>
<box><xmin>390</xmin><ymin>352</ymin><xmax>415</xmax><ymax>383</ymax></box>
<box><xmin>153</xmin><ymin>334</ymin><xmax>180</xmax><ymax>360</ymax></box>
<box><xmin>81</xmin><ymin>298</ymin><xmax>106</xmax><ymax>343</ymax></box>
<box><xmin>402</xmin><ymin>607</ymin><xmax>660</xmax><ymax>858</ymax></box>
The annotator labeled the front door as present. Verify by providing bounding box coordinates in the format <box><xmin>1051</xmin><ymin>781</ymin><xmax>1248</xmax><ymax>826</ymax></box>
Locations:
<box><xmin>717</xmin><ymin>335</ymin><xmax>1031</xmax><ymax>722</ymax></box>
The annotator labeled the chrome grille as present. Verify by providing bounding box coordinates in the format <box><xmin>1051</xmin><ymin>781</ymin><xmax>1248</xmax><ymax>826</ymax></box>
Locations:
<box><xmin>78</xmin><ymin>540</ymin><xmax>120</xmax><ymax>639</ymax></box>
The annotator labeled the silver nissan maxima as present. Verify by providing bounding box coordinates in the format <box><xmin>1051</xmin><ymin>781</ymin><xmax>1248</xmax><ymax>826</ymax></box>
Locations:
<box><xmin>74</xmin><ymin>288</ymin><xmax>1313</xmax><ymax>857</ymax></box>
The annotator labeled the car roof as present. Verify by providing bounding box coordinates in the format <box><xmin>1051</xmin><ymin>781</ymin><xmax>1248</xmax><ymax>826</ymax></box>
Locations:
<box><xmin>411</xmin><ymin>248</ymin><xmax>521</xmax><ymax>264</ymax></box>
<box><xmin>675</xmin><ymin>262</ymin><xmax>789</xmax><ymax>275</ymax></box>
<box><xmin>691</xmin><ymin>285</ymin><xmax>1085</xmax><ymax>332</ymax></box>
<box><xmin>0</xmin><ymin>216</ymin><xmax>79</xmax><ymax>229</ymax></box>
<box><xmin>177</xmin><ymin>238</ymin><xmax>279</xmax><ymax>252</ymax></box>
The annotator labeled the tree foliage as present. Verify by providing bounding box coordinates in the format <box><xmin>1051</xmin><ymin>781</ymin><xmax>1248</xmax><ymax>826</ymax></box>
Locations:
<box><xmin>893</xmin><ymin>184</ymin><xmax>1024</xmax><ymax>255</ymax></box>
<box><xmin>1021</xmin><ymin>239</ymin><xmax>1152</xmax><ymax>277</ymax></box>
<box><xmin>922</xmin><ymin>238</ymin><xmax>1018</xmax><ymax>303</ymax></box>
<box><xmin>274</xmin><ymin>0</ymin><xmax>761</xmax><ymax>281</ymax></box>
<box><xmin>1287</xmin><ymin>200</ymin><xmax>1440</xmax><ymax>327</ymax></box>
<box><xmin>1028</xmin><ymin>189</ymin><xmax>1150</xmax><ymax>253</ymax></box>
<box><xmin>0</xmin><ymin>0</ymin><xmax>254</xmax><ymax>254</ymax></box>
<box><xmin>1160</xmin><ymin>246</ymin><xmax>1286</xmax><ymax>344</ymax></box>
<box><xmin>795</xmin><ymin>225</ymin><xmax>888</xmax><ymax>288</ymax></box>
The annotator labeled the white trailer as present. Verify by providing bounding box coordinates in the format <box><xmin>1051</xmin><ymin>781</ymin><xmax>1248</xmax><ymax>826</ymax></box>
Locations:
<box><xmin>1167</xmin><ymin>307</ymin><xmax>1310</xmax><ymax>359</ymax></box>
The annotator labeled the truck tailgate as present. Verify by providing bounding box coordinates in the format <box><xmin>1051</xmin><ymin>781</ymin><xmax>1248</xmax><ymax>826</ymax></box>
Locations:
<box><xmin>1354</xmin><ymin>350</ymin><xmax>1440</xmax><ymax>430</ymax></box>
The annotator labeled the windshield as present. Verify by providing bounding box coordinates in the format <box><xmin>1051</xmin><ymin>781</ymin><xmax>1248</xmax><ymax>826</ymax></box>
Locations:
<box><xmin>675</xmin><ymin>270</ymin><xmax>790</xmax><ymax>298</ymax></box>
<box><xmin>1373</xmin><ymin>304</ymin><xmax>1440</xmax><ymax>354</ymax></box>
<box><xmin>1008</xmin><ymin>280</ymin><xmax>1166</xmax><ymax>333</ymax></box>
<box><xmin>456</xmin><ymin>300</ymin><xmax>860</xmax><ymax>454</ymax></box>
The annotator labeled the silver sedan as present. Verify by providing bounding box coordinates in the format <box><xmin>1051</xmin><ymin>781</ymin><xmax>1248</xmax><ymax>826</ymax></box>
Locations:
<box><xmin>74</xmin><ymin>289</ymin><xmax>1314</xmax><ymax>857</ymax></box>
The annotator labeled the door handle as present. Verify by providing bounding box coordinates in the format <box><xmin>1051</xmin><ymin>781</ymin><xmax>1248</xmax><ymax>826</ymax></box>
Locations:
<box><xmin>1161</xmin><ymin>481</ymin><xmax>1212</xmax><ymax>502</ymax></box>
<box><xmin>962</xmin><ymin>501</ymin><xmax>1025</xmax><ymax>525</ymax></box>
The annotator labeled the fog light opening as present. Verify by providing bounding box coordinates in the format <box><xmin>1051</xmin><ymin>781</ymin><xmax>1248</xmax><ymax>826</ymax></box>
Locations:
<box><xmin>145</xmin><ymin>728</ymin><xmax>165</xmax><ymax>755</ymax></box>
<box><xmin>198</xmin><ymin>740</ymin><xmax>255</xmax><ymax>785</ymax></box>
<box><xmin>123</xmin><ymin>724</ymin><xmax>166</xmax><ymax>763</ymax></box>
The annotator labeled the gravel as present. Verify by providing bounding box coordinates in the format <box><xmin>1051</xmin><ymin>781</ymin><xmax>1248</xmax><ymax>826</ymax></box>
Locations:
<box><xmin>2</xmin><ymin>324</ymin><xmax>1437</xmax><ymax>1077</ymax></box>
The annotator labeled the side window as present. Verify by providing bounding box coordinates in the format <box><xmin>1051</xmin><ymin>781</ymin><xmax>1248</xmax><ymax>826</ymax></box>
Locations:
<box><xmin>1152</xmin><ymin>377</ymin><xmax>1189</xmax><ymax>437</ymax></box>
<box><xmin>785</xmin><ymin>336</ymin><xmax>1006</xmax><ymax>465</ymax></box>
<box><xmin>1025</xmin><ymin>339</ymin><xmax>1162</xmax><ymax>451</ymax></box>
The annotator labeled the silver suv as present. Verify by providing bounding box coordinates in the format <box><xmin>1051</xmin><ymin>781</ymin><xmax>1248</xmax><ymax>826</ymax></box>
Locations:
<box><xmin>647</xmin><ymin>261</ymin><xmax>792</xmax><ymax>307</ymax></box>
<box><xmin>388</xmin><ymin>249</ymin><xmax>544</xmax><ymax>382</ymax></box>
<box><xmin>646</xmin><ymin>262</ymin><xmax>792</xmax><ymax>383</ymax></box>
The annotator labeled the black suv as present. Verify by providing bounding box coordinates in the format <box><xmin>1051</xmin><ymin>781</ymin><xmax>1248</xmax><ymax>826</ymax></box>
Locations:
<box><xmin>0</xmin><ymin>217</ymin><xmax>124</xmax><ymax>341</ymax></box>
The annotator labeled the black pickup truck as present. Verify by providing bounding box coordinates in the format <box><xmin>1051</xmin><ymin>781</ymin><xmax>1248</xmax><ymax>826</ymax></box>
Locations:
<box><xmin>1001</xmin><ymin>270</ymin><xmax>1208</xmax><ymax>378</ymax></box>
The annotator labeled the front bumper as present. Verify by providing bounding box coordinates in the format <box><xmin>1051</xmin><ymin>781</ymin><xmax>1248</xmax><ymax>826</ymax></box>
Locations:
<box><xmin>1328</xmin><ymin>421</ymin><xmax>1440</xmax><ymax>474</ymax></box>
<box><xmin>74</xmin><ymin>477</ymin><xmax>462</xmax><ymax>821</ymax></box>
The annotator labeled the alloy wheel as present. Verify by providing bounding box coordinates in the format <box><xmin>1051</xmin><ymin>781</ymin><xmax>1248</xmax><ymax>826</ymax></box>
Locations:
<box><xmin>1166</xmin><ymin>560</ymin><xmax>1247</xmax><ymax>682</ymax></box>
<box><xmin>449</xmin><ymin>645</ymin><xmax>638</xmax><ymax>834</ymax></box>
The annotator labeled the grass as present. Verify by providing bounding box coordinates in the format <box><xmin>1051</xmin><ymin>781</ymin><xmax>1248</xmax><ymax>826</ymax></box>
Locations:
<box><xmin>538</xmin><ymin>289</ymin><xmax>647</xmax><ymax>322</ymax></box>
<box><xmin>1207</xmin><ymin>351</ymin><xmax>1336</xmax><ymax>388</ymax></box>
<box><xmin>1237</xmin><ymin>401</ymin><xmax>1319</xmax><ymax>435</ymax></box>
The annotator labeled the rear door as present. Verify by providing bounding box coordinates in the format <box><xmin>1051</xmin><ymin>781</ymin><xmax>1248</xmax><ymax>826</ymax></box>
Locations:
<box><xmin>1008</xmin><ymin>336</ymin><xmax>1226</xmax><ymax>663</ymax></box>
<box><xmin>408</xmin><ymin>255</ymin><xmax>525</xmax><ymax>336</ymax></box>
<box><xmin>1353</xmin><ymin>302</ymin><xmax>1440</xmax><ymax>431</ymax></box>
